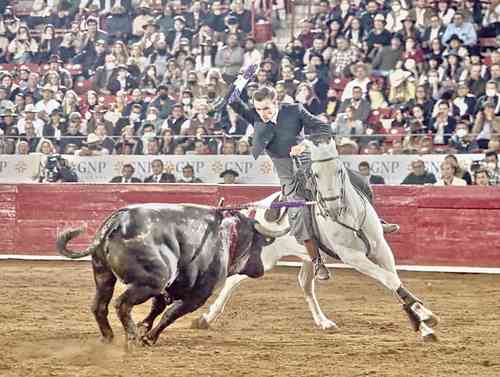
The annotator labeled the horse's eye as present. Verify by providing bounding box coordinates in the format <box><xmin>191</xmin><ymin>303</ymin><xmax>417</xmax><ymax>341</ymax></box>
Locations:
<box><xmin>314</xmin><ymin>173</ymin><xmax>319</xmax><ymax>179</ymax></box>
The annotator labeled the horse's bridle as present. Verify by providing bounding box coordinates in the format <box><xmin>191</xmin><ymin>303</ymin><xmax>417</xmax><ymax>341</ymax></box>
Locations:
<box><xmin>310</xmin><ymin>156</ymin><xmax>343</xmax><ymax>204</ymax></box>
<box><xmin>310</xmin><ymin>155</ymin><xmax>346</xmax><ymax>218</ymax></box>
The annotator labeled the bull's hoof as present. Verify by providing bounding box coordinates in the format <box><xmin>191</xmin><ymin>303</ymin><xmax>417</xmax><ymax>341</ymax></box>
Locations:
<box><xmin>139</xmin><ymin>335</ymin><xmax>155</xmax><ymax>347</ymax></box>
<box><xmin>423</xmin><ymin>333</ymin><xmax>439</xmax><ymax>343</ymax></box>
<box><xmin>100</xmin><ymin>335</ymin><xmax>114</xmax><ymax>344</ymax></box>
<box><xmin>318</xmin><ymin>319</ymin><xmax>338</xmax><ymax>331</ymax></box>
<box><xmin>191</xmin><ymin>316</ymin><xmax>210</xmax><ymax>330</ymax></box>
<box><xmin>136</xmin><ymin>322</ymin><xmax>151</xmax><ymax>338</ymax></box>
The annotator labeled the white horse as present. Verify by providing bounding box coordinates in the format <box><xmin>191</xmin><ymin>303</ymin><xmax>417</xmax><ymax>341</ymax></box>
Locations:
<box><xmin>305</xmin><ymin>138</ymin><xmax>439</xmax><ymax>341</ymax></box>
<box><xmin>192</xmin><ymin>191</ymin><xmax>337</xmax><ymax>330</ymax></box>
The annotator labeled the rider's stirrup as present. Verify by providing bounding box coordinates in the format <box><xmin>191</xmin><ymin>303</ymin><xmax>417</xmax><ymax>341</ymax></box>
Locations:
<box><xmin>313</xmin><ymin>257</ymin><xmax>331</xmax><ymax>280</ymax></box>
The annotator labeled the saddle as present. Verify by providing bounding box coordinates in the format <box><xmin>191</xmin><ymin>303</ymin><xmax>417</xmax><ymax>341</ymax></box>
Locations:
<box><xmin>264</xmin><ymin>194</ymin><xmax>288</xmax><ymax>223</ymax></box>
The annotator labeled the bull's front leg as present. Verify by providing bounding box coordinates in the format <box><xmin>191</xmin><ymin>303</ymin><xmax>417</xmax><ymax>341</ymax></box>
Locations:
<box><xmin>137</xmin><ymin>294</ymin><xmax>170</xmax><ymax>337</ymax></box>
<box><xmin>143</xmin><ymin>294</ymin><xmax>210</xmax><ymax>346</ymax></box>
<box><xmin>192</xmin><ymin>274</ymin><xmax>249</xmax><ymax>329</ymax></box>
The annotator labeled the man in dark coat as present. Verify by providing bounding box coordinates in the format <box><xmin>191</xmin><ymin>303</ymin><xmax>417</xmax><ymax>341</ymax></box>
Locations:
<box><xmin>358</xmin><ymin>161</ymin><xmax>385</xmax><ymax>184</ymax></box>
<box><xmin>228</xmin><ymin>68</ymin><xmax>398</xmax><ymax>281</ymax></box>
<box><xmin>144</xmin><ymin>159</ymin><xmax>176</xmax><ymax>183</ymax></box>
<box><xmin>110</xmin><ymin>164</ymin><xmax>142</xmax><ymax>183</ymax></box>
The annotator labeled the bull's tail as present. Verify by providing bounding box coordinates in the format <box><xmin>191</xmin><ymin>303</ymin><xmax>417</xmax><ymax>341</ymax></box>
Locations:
<box><xmin>56</xmin><ymin>226</ymin><xmax>96</xmax><ymax>259</ymax></box>
<box><xmin>56</xmin><ymin>209</ymin><xmax>126</xmax><ymax>259</ymax></box>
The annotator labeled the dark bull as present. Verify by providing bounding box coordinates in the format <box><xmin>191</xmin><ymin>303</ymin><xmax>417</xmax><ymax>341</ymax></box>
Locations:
<box><xmin>56</xmin><ymin>204</ymin><xmax>287</xmax><ymax>348</ymax></box>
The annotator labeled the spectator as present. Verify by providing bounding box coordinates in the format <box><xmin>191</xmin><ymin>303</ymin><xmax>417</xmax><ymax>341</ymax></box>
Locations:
<box><xmin>178</xmin><ymin>163</ymin><xmax>202</xmax><ymax>183</ymax></box>
<box><xmin>334</xmin><ymin>106</ymin><xmax>364</xmax><ymax>141</ymax></box>
<box><xmin>214</xmin><ymin>33</ymin><xmax>244</xmax><ymax>83</ymax></box>
<box><xmin>329</xmin><ymin>35</ymin><xmax>359</xmax><ymax>79</ymax></box>
<box><xmin>485</xmin><ymin>150</ymin><xmax>500</xmax><ymax>185</ymax></box>
<box><xmin>144</xmin><ymin>159</ymin><xmax>176</xmax><ymax>183</ymax></box>
<box><xmin>342</xmin><ymin>62</ymin><xmax>371</xmax><ymax>101</ymax></box>
<box><xmin>435</xmin><ymin>160</ymin><xmax>467</xmax><ymax>186</ymax></box>
<box><xmin>295</xmin><ymin>82</ymin><xmax>322</xmax><ymax>115</ymax></box>
<box><xmin>472</xmin><ymin>103</ymin><xmax>500</xmax><ymax>149</ymax></box>
<box><xmin>358</xmin><ymin>161</ymin><xmax>385</xmax><ymax>184</ymax></box>
<box><xmin>429</xmin><ymin>101</ymin><xmax>456</xmax><ymax>145</ymax></box>
<box><xmin>339</xmin><ymin>86</ymin><xmax>371</xmax><ymax>123</ymax></box>
<box><xmin>419</xmin><ymin>13</ymin><xmax>446</xmax><ymax>50</ymax></box>
<box><xmin>110</xmin><ymin>164</ymin><xmax>142</xmax><ymax>183</ymax></box>
<box><xmin>366</xmin><ymin>13</ymin><xmax>392</xmax><ymax>57</ymax></box>
<box><xmin>401</xmin><ymin>159</ymin><xmax>437</xmax><ymax>185</ymax></box>
<box><xmin>444</xmin><ymin>154</ymin><xmax>473</xmax><ymax>184</ymax></box>
<box><xmin>442</xmin><ymin>11</ymin><xmax>477</xmax><ymax>47</ymax></box>
<box><xmin>448</xmin><ymin>120</ymin><xmax>478</xmax><ymax>154</ymax></box>
<box><xmin>219</xmin><ymin>169</ymin><xmax>239</xmax><ymax>184</ymax></box>
<box><xmin>474</xmin><ymin>168</ymin><xmax>491</xmax><ymax>186</ymax></box>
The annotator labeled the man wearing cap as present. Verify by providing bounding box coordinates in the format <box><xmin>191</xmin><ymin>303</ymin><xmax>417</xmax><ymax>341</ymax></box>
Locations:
<box><xmin>35</xmin><ymin>84</ymin><xmax>61</xmax><ymax>117</ymax></box>
<box><xmin>219</xmin><ymin>169</ymin><xmax>239</xmax><ymax>184</ymax></box>
<box><xmin>17</xmin><ymin>104</ymin><xmax>44</xmax><ymax>136</ymax></box>
<box><xmin>43</xmin><ymin>109</ymin><xmax>66</xmax><ymax>142</ymax></box>
<box><xmin>442</xmin><ymin>11</ymin><xmax>477</xmax><ymax>47</ymax></box>
<box><xmin>149</xmin><ymin>84</ymin><xmax>175</xmax><ymax>120</ymax></box>
<box><xmin>0</xmin><ymin>108</ymin><xmax>18</xmax><ymax>133</ymax></box>
<box><xmin>48</xmin><ymin>54</ymin><xmax>73</xmax><ymax>89</ymax></box>
<box><xmin>366</xmin><ymin>14</ymin><xmax>392</xmax><ymax>55</ymax></box>
<box><xmin>166</xmin><ymin>15</ymin><xmax>194</xmax><ymax>52</ymax></box>
<box><xmin>132</xmin><ymin>2</ymin><xmax>155</xmax><ymax>40</ymax></box>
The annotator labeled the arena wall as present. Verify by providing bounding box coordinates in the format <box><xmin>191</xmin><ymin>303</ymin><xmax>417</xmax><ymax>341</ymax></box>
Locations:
<box><xmin>1</xmin><ymin>184</ymin><xmax>499</xmax><ymax>271</ymax></box>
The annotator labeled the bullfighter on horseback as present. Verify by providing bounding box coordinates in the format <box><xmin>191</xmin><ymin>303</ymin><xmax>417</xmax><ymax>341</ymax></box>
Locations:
<box><xmin>226</xmin><ymin>65</ymin><xmax>399</xmax><ymax>280</ymax></box>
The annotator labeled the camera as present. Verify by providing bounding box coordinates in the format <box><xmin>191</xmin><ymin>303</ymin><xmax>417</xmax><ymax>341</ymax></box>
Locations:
<box><xmin>45</xmin><ymin>154</ymin><xmax>63</xmax><ymax>182</ymax></box>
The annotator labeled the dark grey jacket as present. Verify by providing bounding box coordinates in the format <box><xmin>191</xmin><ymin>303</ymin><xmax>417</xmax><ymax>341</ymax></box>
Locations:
<box><xmin>229</xmin><ymin>100</ymin><xmax>331</xmax><ymax>159</ymax></box>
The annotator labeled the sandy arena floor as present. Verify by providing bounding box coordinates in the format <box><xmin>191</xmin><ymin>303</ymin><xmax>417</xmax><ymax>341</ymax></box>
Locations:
<box><xmin>0</xmin><ymin>260</ymin><xmax>499</xmax><ymax>377</ymax></box>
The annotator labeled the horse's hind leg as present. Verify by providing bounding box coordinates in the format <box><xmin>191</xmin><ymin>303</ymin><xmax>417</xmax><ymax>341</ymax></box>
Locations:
<box><xmin>91</xmin><ymin>257</ymin><xmax>117</xmax><ymax>343</ymax></box>
<box><xmin>370</xmin><ymin>240</ymin><xmax>440</xmax><ymax>338</ymax></box>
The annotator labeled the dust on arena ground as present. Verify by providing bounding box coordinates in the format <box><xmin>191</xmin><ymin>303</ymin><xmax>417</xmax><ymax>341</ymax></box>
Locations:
<box><xmin>0</xmin><ymin>260</ymin><xmax>499</xmax><ymax>377</ymax></box>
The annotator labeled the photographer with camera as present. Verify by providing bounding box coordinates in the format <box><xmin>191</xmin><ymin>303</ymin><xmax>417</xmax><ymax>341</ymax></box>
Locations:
<box><xmin>39</xmin><ymin>154</ymin><xmax>79</xmax><ymax>183</ymax></box>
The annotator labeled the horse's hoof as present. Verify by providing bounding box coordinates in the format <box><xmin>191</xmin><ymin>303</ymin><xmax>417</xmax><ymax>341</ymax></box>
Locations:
<box><xmin>191</xmin><ymin>316</ymin><xmax>210</xmax><ymax>330</ymax></box>
<box><xmin>423</xmin><ymin>333</ymin><xmax>439</xmax><ymax>343</ymax></box>
<box><xmin>100</xmin><ymin>335</ymin><xmax>114</xmax><ymax>344</ymax></box>
<box><xmin>424</xmin><ymin>313</ymin><xmax>440</xmax><ymax>328</ymax></box>
<box><xmin>319</xmin><ymin>320</ymin><xmax>338</xmax><ymax>330</ymax></box>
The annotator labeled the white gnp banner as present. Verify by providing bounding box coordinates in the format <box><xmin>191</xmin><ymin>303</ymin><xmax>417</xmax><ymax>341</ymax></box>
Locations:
<box><xmin>0</xmin><ymin>154</ymin><xmax>485</xmax><ymax>184</ymax></box>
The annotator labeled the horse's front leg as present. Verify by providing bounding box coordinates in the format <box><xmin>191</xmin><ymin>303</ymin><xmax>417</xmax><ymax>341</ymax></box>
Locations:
<box><xmin>298</xmin><ymin>259</ymin><xmax>337</xmax><ymax>330</ymax></box>
<box><xmin>191</xmin><ymin>274</ymin><xmax>249</xmax><ymax>329</ymax></box>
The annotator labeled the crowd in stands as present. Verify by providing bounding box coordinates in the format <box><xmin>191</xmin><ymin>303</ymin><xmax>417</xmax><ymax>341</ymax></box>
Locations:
<box><xmin>0</xmin><ymin>0</ymin><xmax>500</xmax><ymax>184</ymax></box>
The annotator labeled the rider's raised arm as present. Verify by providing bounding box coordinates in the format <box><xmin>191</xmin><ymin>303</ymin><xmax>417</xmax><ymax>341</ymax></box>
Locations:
<box><xmin>226</xmin><ymin>89</ymin><xmax>260</xmax><ymax>124</ymax></box>
<box><xmin>297</xmin><ymin>103</ymin><xmax>332</xmax><ymax>138</ymax></box>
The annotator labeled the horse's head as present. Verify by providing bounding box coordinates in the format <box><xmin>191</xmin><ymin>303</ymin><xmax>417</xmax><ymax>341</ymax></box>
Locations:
<box><xmin>306</xmin><ymin>139</ymin><xmax>346</xmax><ymax>215</ymax></box>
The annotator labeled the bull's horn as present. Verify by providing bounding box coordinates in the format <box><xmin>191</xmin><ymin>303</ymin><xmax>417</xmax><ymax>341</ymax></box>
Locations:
<box><xmin>254</xmin><ymin>223</ymin><xmax>290</xmax><ymax>238</ymax></box>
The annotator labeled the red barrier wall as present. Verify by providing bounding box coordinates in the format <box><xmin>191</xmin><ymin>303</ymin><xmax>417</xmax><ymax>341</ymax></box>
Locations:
<box><xmin>1</xmin><ymin>184</ymin><xmax>499</xmax><ymax>268</ymax></box>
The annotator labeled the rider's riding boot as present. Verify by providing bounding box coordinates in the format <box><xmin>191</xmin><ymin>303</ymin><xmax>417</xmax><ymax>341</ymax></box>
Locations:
<box><xmin>380</xmin><ymin>219</ymin><xmax>400</xmax><ymax>234</ymax></box>
<box><xmin>304</xmin><ymin>239</ymin><xmax>330</xmax><ymax>280</ymax></box>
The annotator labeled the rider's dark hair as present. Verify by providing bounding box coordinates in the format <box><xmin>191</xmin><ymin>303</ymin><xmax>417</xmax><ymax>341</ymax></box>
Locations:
<box><xmin>358</xmin><ymin>161</ymin><xmax>370</xmax><ymax>169</ymax></box>
<box><xmin>485</xmin><ymin>150</ymin><xmax>498</xmax><ymax>161</ymax></box>
<box><xmin>252</xmin><ymin>86</ymin><xmax>277</xmax><ymax>102</ymax></box>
